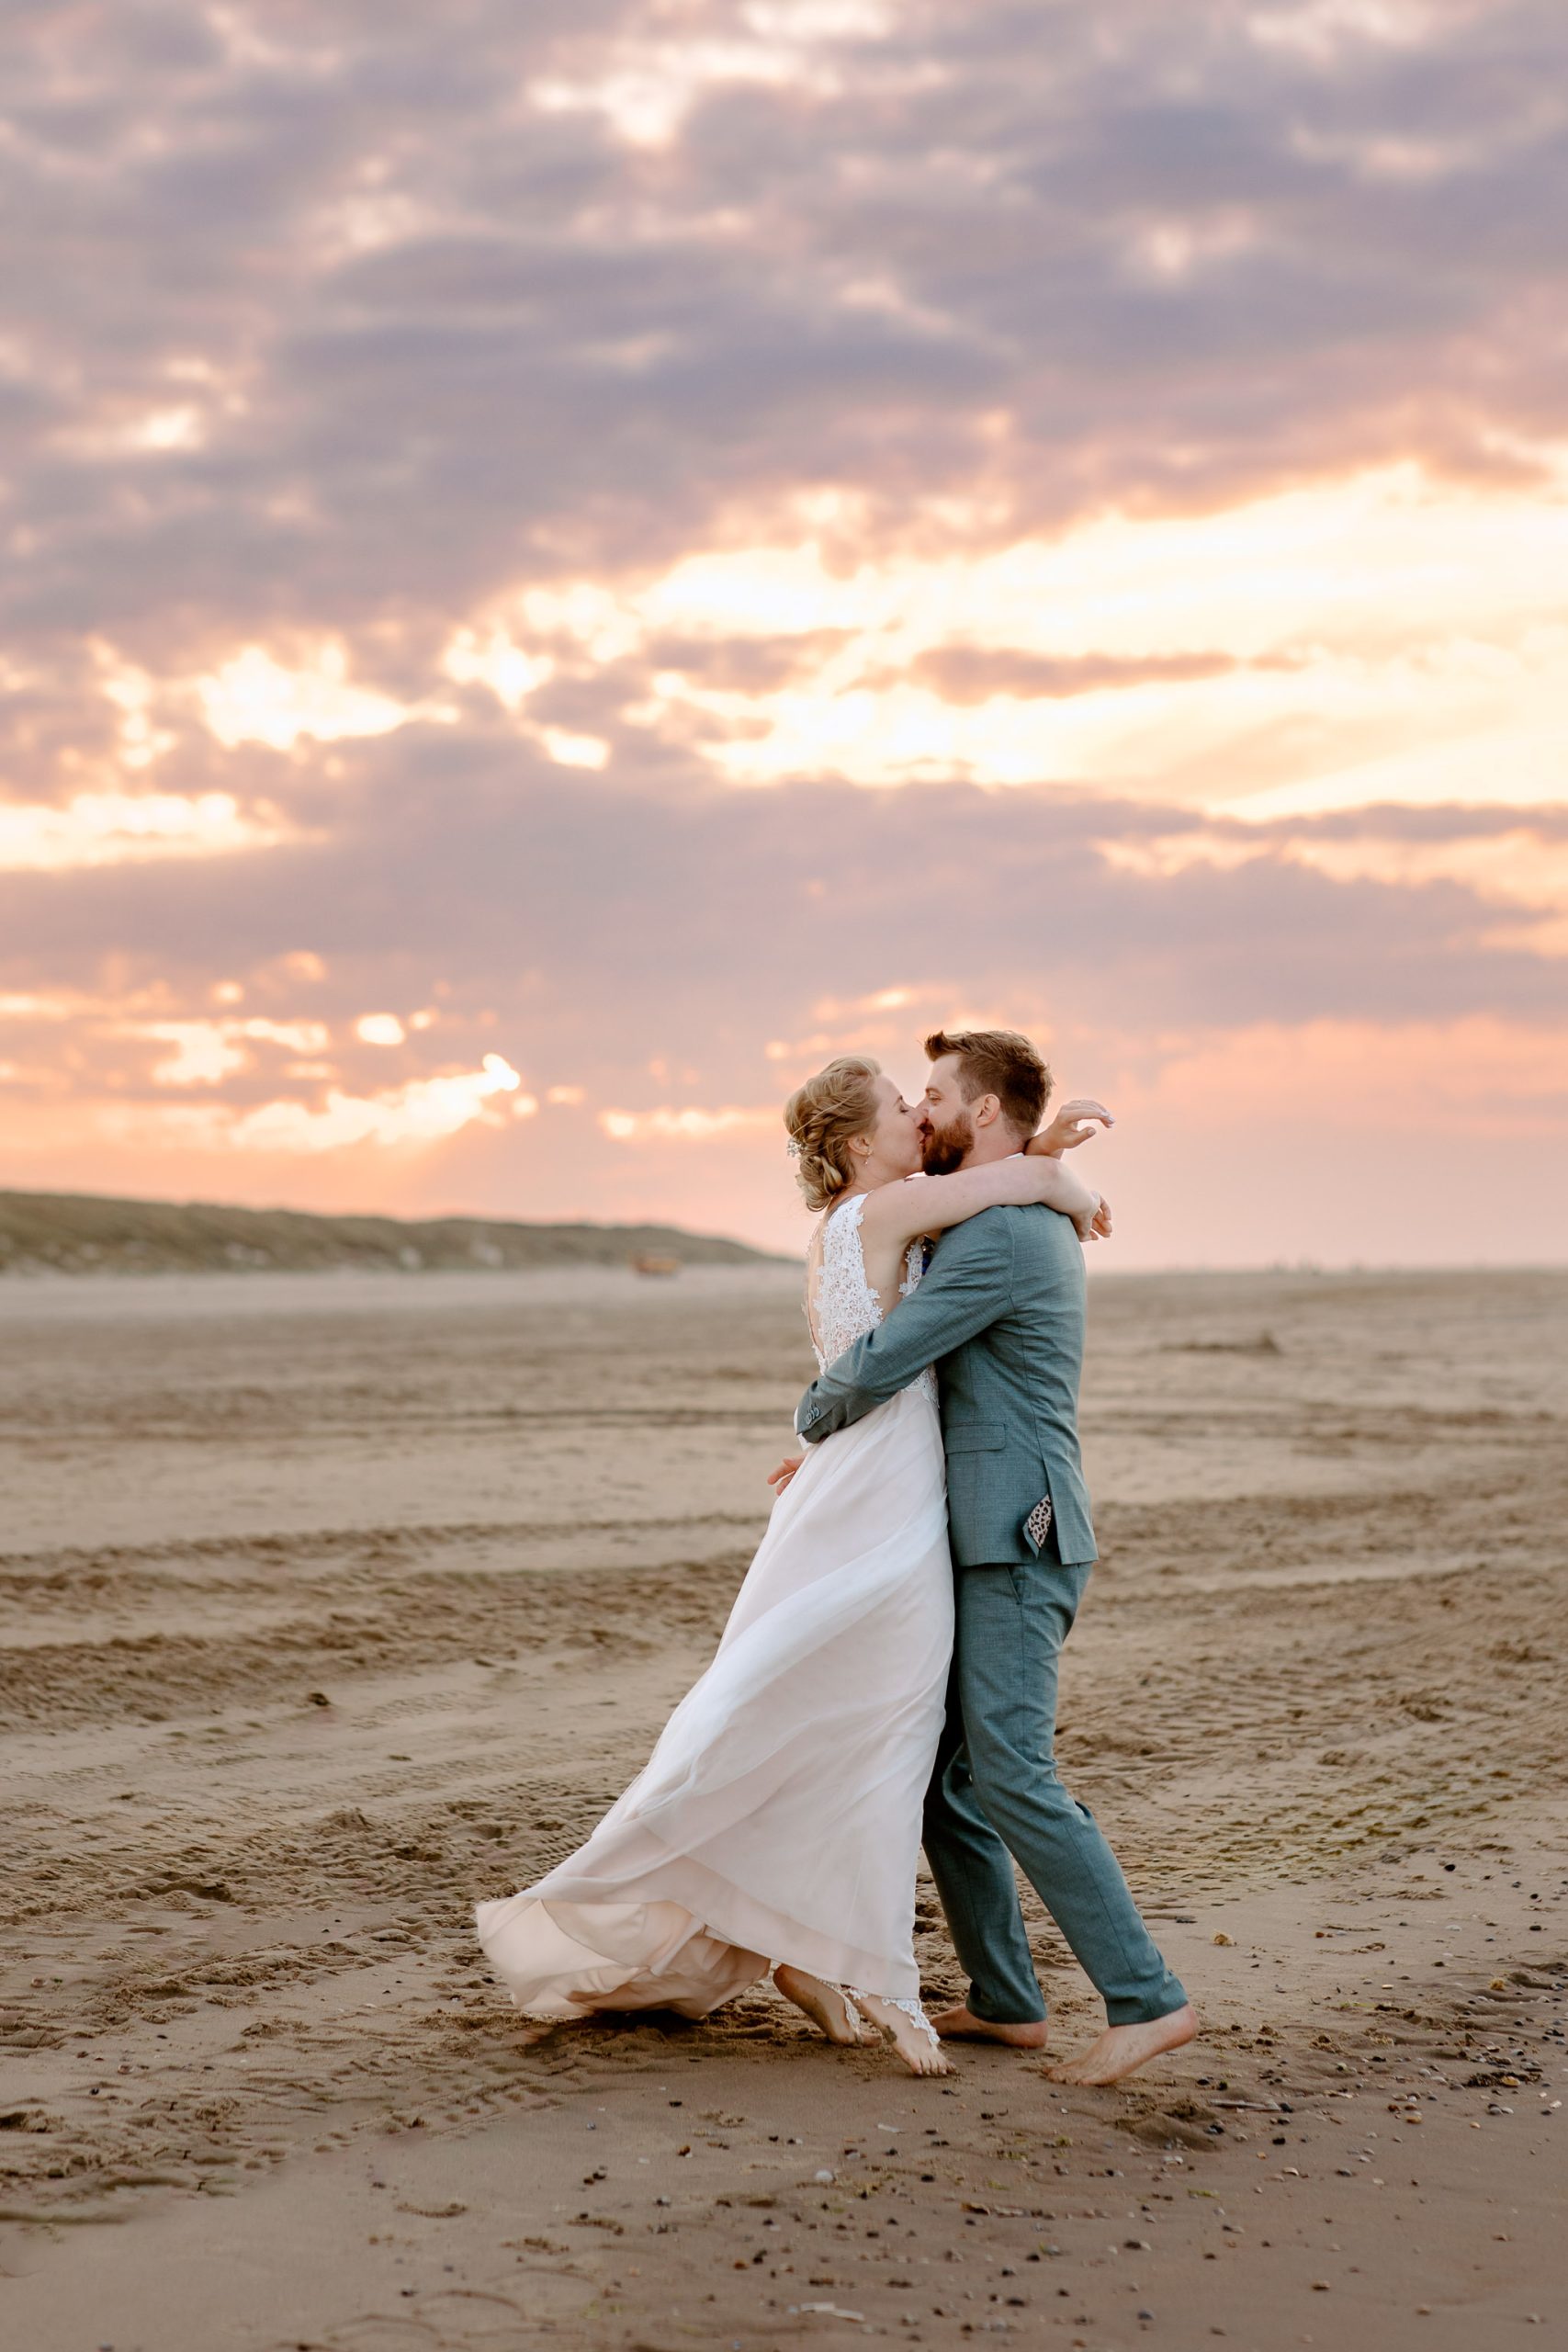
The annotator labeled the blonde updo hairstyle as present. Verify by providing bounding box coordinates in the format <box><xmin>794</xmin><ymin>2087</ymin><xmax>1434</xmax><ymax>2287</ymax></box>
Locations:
<box><xmin>784</xmin><ymin>1055</ymin><xmax>883</xmax><ymax>1216</ymax></box>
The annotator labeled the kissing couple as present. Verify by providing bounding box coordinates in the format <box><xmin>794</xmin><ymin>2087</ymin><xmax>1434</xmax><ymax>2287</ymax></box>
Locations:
<box><xmin>476</xmin><ymin>1027</ymin><xmax>1196</xmax><ymax>2085</ymax></box>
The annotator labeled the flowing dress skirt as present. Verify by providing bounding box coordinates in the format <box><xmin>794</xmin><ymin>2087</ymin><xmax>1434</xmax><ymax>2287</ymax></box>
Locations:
<box><xmin>475</xmin><ymin>1379</ymin><xmax>953</xmax><ymax>2016</ymax></box>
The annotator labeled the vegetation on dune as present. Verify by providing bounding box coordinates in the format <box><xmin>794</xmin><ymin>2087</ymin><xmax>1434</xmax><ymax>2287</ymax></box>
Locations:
<box><xmin>0</xmin><ymin>1189</ymin><xmax>784</xmax><ymax>1276</ymax></box>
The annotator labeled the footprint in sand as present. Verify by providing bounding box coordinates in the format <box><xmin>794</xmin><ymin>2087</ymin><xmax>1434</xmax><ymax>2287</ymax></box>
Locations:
<box><xmin>317</xmin><ymin>2278</ymin><xmax>592</xmax><ymax>2348</ymax></box>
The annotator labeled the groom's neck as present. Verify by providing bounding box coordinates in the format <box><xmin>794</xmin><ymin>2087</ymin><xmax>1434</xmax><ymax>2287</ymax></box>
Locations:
<box><xmin>961</xmin><ymin>1123</ymin><xmax>1024</xmax><ymax>1170</ymax></box>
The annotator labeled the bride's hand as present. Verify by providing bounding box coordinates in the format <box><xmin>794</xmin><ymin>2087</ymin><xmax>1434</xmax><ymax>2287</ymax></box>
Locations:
<box><xmin>1032</xmin><ymin>1097</ymin><xmax>1114</xmax><ymax>1155</ymax></box>
<box><xmin>768</xmin><ymin>1453</ymin><xmax>804</xmax><ymax>1496</ymax></box>
<box><xmin>1070</xmin><ymin>1191</ymin><xmax>1111</xmax><ymax>1243</ymax></box>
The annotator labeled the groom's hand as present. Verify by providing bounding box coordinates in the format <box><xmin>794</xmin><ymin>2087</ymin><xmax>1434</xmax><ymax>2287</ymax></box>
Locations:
<box><xmin>767</xmin><ymin>1453</ymin><xmax>804</xmax><ymax>1496</ymax></box>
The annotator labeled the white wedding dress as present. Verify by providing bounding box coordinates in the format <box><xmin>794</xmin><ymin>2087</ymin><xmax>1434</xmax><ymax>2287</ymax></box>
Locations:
<box><xmin>475</xmin><ymin>1191</ymin><xmax>954</xmax><ymax>2016</ymax></box>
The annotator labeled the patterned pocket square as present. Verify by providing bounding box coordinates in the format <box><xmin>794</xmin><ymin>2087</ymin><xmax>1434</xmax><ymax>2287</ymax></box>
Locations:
<box><xmin>1022</xmin><ymin>1494</ymin><xmax>1054</xmax><ymax>1552</ymax></box>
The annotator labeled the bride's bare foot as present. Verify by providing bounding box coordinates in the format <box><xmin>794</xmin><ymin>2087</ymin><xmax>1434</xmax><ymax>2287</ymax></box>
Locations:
<box><xmin>930</xmin><ymin>2003</ymin><xmax>1048</xmax><ymax>2051</ymax></box>
<box><xmin>856</xmin><ymin>1993</ymin><xmax>952</xmax><ymax>2078</ymax></box>
<box><xmin>773</xmin><ymin>1963</ymin><xmax>865</xmax><ymax>2046</ymax></box>
<box><xmin>516</xmin><ymin>2019</ymin><xmax>562</xmax><ymax>2048</ymax></box>
<box><xmin>1046</xmin><ymin>2003</ymin><xmax>1197</xmax><ymax>2086</ymax></box>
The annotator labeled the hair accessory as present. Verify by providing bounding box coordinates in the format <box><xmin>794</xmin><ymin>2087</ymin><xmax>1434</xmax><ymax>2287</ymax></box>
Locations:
<box><xmin>785</xmin><ymin>1137</ymin><xmax>803</xmax><ymax>1158</ymax></box>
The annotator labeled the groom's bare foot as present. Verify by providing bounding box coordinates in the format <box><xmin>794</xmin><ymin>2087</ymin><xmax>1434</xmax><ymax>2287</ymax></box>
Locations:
<box><xmin>930</xmin><ymin>2003</ymin><xmax>1048</xmax><ymax>2050</ymax></box>
<box><xmin>1046</xmin><ymin>2003</ymin><xmax>1197</xmax><ymax>2086</ymax></box>
<box><xmin>773</xmin><ymin>1963</ymin><xmax>865</xmax><ymax>2046</ymax></box>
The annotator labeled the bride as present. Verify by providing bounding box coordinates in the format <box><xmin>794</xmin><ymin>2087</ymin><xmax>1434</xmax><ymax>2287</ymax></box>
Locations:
<box><xmin>474</xmin><ymin>1053</ymin><xmax>1109</xmax><ymax>2075</ymax></box>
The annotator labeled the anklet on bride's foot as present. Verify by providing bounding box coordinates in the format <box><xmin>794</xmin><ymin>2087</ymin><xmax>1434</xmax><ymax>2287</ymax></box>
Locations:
<box><xmin>850</xmin><ymin>1989</ymin><xmax>952</xmax><ymax>2078</ymax></box>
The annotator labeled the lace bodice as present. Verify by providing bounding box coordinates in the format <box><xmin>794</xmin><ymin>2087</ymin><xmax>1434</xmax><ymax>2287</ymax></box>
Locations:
<box><xmin>806</xmin><ymin>1192</ymin><xmax>931</xmax><ymax>1386</ymax></box>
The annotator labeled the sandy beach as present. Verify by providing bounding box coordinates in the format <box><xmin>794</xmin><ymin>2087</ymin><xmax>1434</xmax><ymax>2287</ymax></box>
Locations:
<box><xmin>2</xmin><ymin>1262</ymin><xmax>1563</xmax><ymax>2351</ymax></box>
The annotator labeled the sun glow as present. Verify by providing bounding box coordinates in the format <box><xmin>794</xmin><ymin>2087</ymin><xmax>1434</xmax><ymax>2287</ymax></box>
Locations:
<box><xmin>119</xmin><ymin>1054</ymin><xmax>537</xmax><ymax>1156</ymax></box>
<box><xmin>141</xmin><ymin>1019</ymin><xmax>334</xmax><ymax>1087</ymax></box>
<box><xmin>197</xmin><ymin>642</ymin><xmax>414</xmax><ymax>751</ymax></box>
<box><xmin>478</xmin><ymin>460</ymin><xmax>1568</xmax><ymax>815</ymax></box>
<box><xmin>599</xmin><ymin>1104</ymin><xmax>778</xmax><ymax>1143</ymax></box>
<box><xmin>525</xmin><ymin>4</ymin><xmax>892</xmax><ymax>147</ymax></box>
<box><xmin>355</xmin><ymin>1013</ymin><xmax>408</xmax><ymax>1046</ymax></box>
<box><xmin>0</xmin><ymin>792</ymin><xmax>296</xmax><ymax>872</ymax></box>
<box><xmin>441</xmin><ymin>628</ymin><xmax>555</xmax><ymax>712</ymax></box>
<box><xmin>1127</xmin><ymin>1013</ymin><xmax>1568</xmax><ymax>1136</ymax></box>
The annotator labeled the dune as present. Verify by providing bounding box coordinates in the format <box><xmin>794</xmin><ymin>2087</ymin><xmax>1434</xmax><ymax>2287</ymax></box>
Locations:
<box><xmin>0</xmin><ymin>1185</ymin><xmax>786</xmax><ymax>1277</ymax></box>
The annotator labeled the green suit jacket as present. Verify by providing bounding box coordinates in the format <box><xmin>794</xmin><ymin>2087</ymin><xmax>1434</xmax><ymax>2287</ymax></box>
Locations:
<box><xmin>795</xmin><ymin>1202</ymin><xmax>1096</xmax><ymax>1568</ymax></box>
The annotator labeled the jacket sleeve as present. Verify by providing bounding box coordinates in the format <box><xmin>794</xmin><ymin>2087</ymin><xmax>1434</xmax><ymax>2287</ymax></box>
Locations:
<box><xmin>795</xmin><ymin>1211</ymin><xmax>1015</xmax><ymax>1443</ymax></box>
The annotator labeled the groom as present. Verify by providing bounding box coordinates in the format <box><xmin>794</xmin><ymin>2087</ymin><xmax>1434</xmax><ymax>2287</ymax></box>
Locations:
<box><xmin>793</xmin><ymin>1027</ymin><xmax>1195</xmax><ymax>2085</ymax></box>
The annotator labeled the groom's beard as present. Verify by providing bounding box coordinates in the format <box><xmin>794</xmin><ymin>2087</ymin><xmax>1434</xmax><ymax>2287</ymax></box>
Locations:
<box><xmin>921</xmin><ymin>1109</ymin><xmax>974</xmax><ymax>1176</ymax></box>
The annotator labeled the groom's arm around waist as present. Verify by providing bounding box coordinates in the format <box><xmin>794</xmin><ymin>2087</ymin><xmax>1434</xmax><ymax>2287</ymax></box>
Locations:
<box><xmin>795</xmin><ymin>1209</ymin><xmax>1016</xmax><ymax>1444</ymax></box>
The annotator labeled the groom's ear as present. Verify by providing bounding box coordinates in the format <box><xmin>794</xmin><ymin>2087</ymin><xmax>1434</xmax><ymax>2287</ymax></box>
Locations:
<box><xmin>971</xmin><ymin>1091</ymin><xmax>1003</xmax><ymax>1130</ymax></box>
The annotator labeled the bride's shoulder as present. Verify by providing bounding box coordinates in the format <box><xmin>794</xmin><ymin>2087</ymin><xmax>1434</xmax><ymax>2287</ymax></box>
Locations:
<box><xmin>857</xmin><ymin>1173</ymin><xmax>928</xmax><ymax>1239</ymax></box>
<box><xmin>858</xmin><ymin>1176</ymin><xmax>919</xmax><ymax>1210</ymax></box>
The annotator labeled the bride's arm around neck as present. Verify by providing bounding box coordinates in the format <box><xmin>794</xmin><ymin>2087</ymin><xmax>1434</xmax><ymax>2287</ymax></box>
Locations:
<box><xmin>860</xmin><ymin>1151</ymin><xmax>1097</xmax><ymax>1252</ymax></box>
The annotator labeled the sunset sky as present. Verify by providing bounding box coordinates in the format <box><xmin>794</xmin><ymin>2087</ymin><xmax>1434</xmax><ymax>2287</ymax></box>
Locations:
<box><xmin>3</xmin><ymin>0</ymin><xmax>1564</xmax><ymax>1263</ymax></box>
